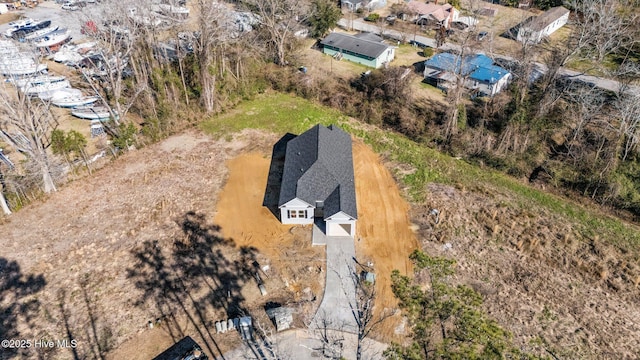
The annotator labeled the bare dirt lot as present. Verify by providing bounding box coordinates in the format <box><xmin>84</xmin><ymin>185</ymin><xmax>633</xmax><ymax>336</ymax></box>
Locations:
<box><xmin>212</xmin><ymin>138</ymin><xmax>419</xmax><ymax>342</ymax></box>
<box><xmin>0</xmin><ymin>126</ymin><xmax>418</xmax><ymax>359</ymax></box>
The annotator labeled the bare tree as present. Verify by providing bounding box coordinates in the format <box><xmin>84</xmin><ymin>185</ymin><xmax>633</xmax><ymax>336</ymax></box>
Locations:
<box><xmin>0</xmin><ymin>84</ymin><xmax>58</xmax><ymax>193</ymax></box>
<box><xmin>78</xmin><ymin>0</ymin><xmax>150</xmax><ymax>125</ymax></box>
<box><xmin>310</xmin><ymin>310</ymin><xmax>347</xmax><ymax>359</ymax></box>
<box><xmin>612</xmin><ymin>90</ymin><xmax>640</xmax><ymax>162</ymax></box>
<box><xmin>573</xmin><ymin>0</ymin><xmax>637</xmax><ymax>62</ymax></box>
<box><xmin>247</xmin><ymin>0</ymin><xmax>310</xmax><ymax>65</ymax></box>
<box><xmin>0</xmin><ymin>150</ymin><xmax>12</xmax><ymax>215</ymax></box>
<box><xmin>346</xmin><ymin>263</ymin><xmax>395</xmax><ymax>360</ymax></box>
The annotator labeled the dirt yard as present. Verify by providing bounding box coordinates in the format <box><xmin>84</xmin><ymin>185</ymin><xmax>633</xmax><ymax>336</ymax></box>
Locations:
<box><xmin>212</xmin><ymin>139</ymin><xmax>419</xmax><ymax>342</ymax></box>
<box><xmin>351</xmin><ymin>141</ymin><xmax>419</xmax><ymax>339</ymax></box>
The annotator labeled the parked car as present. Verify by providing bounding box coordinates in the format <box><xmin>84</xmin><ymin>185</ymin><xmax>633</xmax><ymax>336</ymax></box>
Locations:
<box><xmin>409</xmin><ymin>40</ymin><xmax>428</xmax><ymax>48</ymax></box>
<box><xmin>452</xmin><ymin>21</ymin><xmax>469</xmax><ymax>30</ymax></box>
<box><xmin>386</xmin><ymin>15</ymin><xmax>397</xmax><ymax>24</ymax></box>
<box><xmin>62</xmin><ymin>3</ymin><xmax>79</xmax><ymax>10</ymax></box>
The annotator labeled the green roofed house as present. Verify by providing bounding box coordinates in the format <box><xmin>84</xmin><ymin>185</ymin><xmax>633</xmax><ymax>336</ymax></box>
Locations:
<box><xmin>278</xmin><ymin>124</ymin><xmax>357</xmax><ymax>237</ymax></box>
<box><xmin>321</xmin><ymin>32</ymin><xmax>395</xmax><ymax>69</ymax></box>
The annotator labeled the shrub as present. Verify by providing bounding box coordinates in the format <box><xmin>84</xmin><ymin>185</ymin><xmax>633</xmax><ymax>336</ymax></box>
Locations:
<box><xmin>365</xmin><ymin>13</ymin><xmax>380</xmax><ymax>22</ymax></box>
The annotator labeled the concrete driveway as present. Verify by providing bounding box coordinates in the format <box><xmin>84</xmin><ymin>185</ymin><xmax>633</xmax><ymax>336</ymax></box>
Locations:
<box><xmin>312</xmin><ymin>225</ymin><xmax>358</xmax><ymax>333</ymax></box>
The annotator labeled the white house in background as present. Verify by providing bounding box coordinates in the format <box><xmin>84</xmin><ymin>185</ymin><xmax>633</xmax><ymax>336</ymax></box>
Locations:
<box><xmin>405</xmin><ymin>1</ymin><xmax>459</xmax><ymax>29</ymax></box>
<box><xmin>278</xmin><ymin>124</ymin><xmax>357</xmax><ymax>238</ymax></box>
<box><xmin>340</xmin><ymin>0</ymin><xmax>368</xmax><ymax>11</ymax></box>
<box><xmin>516</xmin><ymin>6</ymin><xmax>570</xmax><ymax>43</ymax></box>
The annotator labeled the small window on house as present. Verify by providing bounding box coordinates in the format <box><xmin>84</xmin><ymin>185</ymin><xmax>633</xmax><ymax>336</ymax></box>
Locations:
<box><xmin>289</xmin><ymin>210</ymin><xmax>297</xmax><ymax>218</ymax></box>
<box><xmin>298</xmin><ymin>210</ymin><xmax>307</xmax><ymax>218</ymax></box>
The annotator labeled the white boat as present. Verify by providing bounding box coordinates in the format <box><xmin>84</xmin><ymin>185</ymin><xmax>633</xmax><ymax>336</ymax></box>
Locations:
<box><xmin>71</xmin><ymin>106</ymin><xmax>116</xmax><ymax>121</ymax></box>
<box><xmin>40</xmin><ymin>87</ymin><xmax>81</xmax><ymax>101</ymax></box>
<box><xmin>24</xmin><ymin>25</ymin><xmax>59</xmax><ymax>42</ymax></box>
<box><xmin>52</xmin><ymin>45</ymin><xmax>84</xmax><ymax>65</ymax></box>
<box><xmin>6</xmin><ymin>19</ymin><xmax>52</xmax><ymax>39</ymax></box>
<box><xmin>0</xmin><ymin>62</ymin><xmax>48</xmax><ymax>76</ymax></box>
<box><xmin>51</xmin><ymin>92</ymin><xmax>99</xmax><ymax>108</ymax></box>
<box><xmin>19</xmin><ymin>76</ymin><xmax>70</xmax><ymax>96</ymax></box>
<box><xmin>157</xmin><ymin>4</ymin><xmax>190</xmax><ymax>18</ymax></box>
<box><xmin>34</xmin><ymin>30</ymin><xmax>71</xmax><ymax>49</ymax></box>
<box><xmin>13</xmin><ymin>74</ymin><xmax>64</xmax><ymax>87</ymax></box>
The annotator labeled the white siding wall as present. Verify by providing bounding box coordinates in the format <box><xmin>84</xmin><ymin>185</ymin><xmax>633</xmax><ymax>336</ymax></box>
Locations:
<box><xmin>375</xmin><ymin>48</ymin><xmax>395</xmax><ymax>69</ymax></box>
<box><xmin>280</xmin><ymin>207</ymin><xmax>314</xmax><ymax>224</ymax></box>
<box><xmin>542</xmin><ymin>12</ymin><xmax>569</xmax><ymax>38</ymax></box>
<box><xmin>280</xmin><ymin>198</ymin><xmax>314</xmax><ymax>225</ymax></box>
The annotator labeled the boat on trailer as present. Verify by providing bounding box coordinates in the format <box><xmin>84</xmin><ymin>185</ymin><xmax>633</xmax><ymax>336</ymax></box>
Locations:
<box><xmin>51</xmin><ymin>90</ymin><xmax>100</xmax><ymax>108</ymax></box>
<box><xmin>34</xmin><ymin>29</ymin><xmax>71</xmax><ymax>49</ymax></box>
<box><xmin>71</xmin><ymin>106</ymin><xmax>117</xmax><ymax>121</ymax></box>
<box><xmin>7</xmin><ymin>19</ymin><xmax>52</xmax><ymax>39</ymax></box>
<box><xmin>23</xmin><ymin>25</ymin><xmax>59</xmax><ymax>42</ymax></box>
<box><xmin>19</xmin><ymin>75</ymin><xmax>71</xmax><ymax>96</ymax></box>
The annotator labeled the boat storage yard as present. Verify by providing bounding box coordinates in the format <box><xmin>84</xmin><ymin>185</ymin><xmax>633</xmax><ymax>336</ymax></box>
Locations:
<box><xmin>0</xmin><ymin>1</ymin><xmax>190</xmax><ymax>139</ymax></box>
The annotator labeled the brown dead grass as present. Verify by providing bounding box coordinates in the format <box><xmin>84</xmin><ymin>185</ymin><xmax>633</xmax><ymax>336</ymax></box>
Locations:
<box><xmin>413</xmin><ymin>182</ymin><xmax>640</xmax><ymax>358</ymax></box>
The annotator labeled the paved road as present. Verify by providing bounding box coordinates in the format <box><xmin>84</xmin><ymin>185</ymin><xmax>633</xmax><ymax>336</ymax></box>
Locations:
<box><xmin>338</xmin><ymin>17</ymin><xmax>640</xmax><ymax>94</ymax></box>
<box><xmin>216</xmin><ymin>329</ymin><xmax>387</xmax><ymax>360</ymax></box>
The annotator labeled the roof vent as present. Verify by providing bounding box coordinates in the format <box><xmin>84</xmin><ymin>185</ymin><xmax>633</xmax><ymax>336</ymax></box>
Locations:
<box><xmin>297</xmin><ymin>151</ymin><xmax>301</xmax><ymax>155</ymax></box>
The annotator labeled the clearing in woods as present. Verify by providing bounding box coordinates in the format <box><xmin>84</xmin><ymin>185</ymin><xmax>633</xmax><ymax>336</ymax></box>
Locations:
<box><xmin>213</xmin><ymin>140</ymin><xmax>419</xmax><ymax>341</ymax></box>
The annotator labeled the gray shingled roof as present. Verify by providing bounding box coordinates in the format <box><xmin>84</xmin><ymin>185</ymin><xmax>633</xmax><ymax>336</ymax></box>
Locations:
<box><xmin>321</xmin><ymin>32</ymin><xmax>391</xmax><ymax>59</ymax></box>
<box><xmin>522</xmin><ymin>6</ymin><xmax>569</xmax><ymax>32</ymax></box>
<box><xmin>354</xmin><ymin>32</ymin><xmax>384</xmax><ymax>43</ymax></box>
<box><xmin>278</xmin><ymin>124</ymin><xmax>357</xmax><ymax>220</ymax></box>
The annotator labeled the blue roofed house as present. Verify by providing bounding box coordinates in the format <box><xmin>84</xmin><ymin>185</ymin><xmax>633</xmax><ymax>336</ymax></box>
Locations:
<box><xmin>423</xmin><ymin>53</ymin><xmax>511</xmax><ymax>96</ymax></box>
<box><xmin>278</xmin><ymin>124</ymin><xmax>357</xmax><ymax>238</ymax></box>
<box><xmin>321</xmin><ymin>32</ymin><xmax>395</xmax><ymax>69</ymax></box>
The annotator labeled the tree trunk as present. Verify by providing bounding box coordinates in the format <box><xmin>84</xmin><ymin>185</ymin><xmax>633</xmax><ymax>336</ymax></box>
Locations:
<box><xmin>0</xmin><ymin>187</ymin><xmax>10</xmax><ymax>215</ymax></box>
<box><xmin>41</xmin><ymin>160</ymin><xmax>56</xmax><ymax>193</ymax></box>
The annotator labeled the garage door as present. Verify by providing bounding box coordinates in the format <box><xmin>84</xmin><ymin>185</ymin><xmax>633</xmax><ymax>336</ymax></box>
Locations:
<box><xmin>327</xmin><ymin>223</ymin><xmax>352</xmax><ymax>237</ymax></box>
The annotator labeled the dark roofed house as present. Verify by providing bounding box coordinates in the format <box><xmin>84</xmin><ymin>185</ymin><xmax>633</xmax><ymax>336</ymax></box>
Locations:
<box><xmin>152</xmin><ymin>336</ymin><xmax>208</xmax><ymax>360</ymax></box>
<box><xmin>321</xmin><ymin>32</ymin><xmax>395</xmax><ymax>69</ymax></box>
<box><xmin>516</xmin><ymin>6</ymin><xmax>570</xmax><ymax>43</ymax></box>
<box><xmin>278</xmin><ymin>124</ymin><xmax>357</xmax><ymax>237</ymax></box>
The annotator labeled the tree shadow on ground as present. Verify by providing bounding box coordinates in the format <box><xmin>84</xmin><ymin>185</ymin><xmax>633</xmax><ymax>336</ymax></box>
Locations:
<box><xmin>53</xmin><ymin>274</ymin><xmax>116</xmax><ymax>360</ymax></box>
<box><xmin>127</xmin><ymin>211</ymin><xmax>260</xmax><ymax>360</ymax></box>
<box><xmin>263</xmin><ymin>133</ymin><xmax>296</xmax><ymax>221</ymax></box>
<box><xmin>0</xmin><ymin>257</ymin><xmax>46</xmax><ymax>359</ymax></box>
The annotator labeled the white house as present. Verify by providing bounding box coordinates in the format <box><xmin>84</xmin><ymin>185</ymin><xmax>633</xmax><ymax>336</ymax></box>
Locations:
<box><xmin>340</xmin><ymin>0</ymin><xmax>367</xmax><ymax>11</ymax></box>
<box><xmin>278</xmin><ymin>124</ymin><xmax>357</xmax><ymax>237</ymax></box>
<box><xmin>516</xmin><ymin>6</ymin><xmax>570</xmax><ymax>43</ymax></box>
